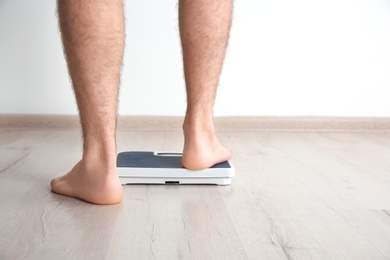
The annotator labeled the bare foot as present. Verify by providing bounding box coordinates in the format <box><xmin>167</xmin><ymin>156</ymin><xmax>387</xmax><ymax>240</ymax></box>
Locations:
<box><xmin>182</xmin><ymin>121</ymin><xmax>232</xmax><ymax>170</ymax></box>
<box><xmin>50</xmin><ymin>158</ymin><xmax>123</xmax><ymax>205</ymax></box>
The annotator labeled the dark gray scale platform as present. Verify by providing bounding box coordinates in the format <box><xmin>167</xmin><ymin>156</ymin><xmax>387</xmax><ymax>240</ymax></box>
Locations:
<box><xmin>117</xmin><ymin>151</ymin><xmax>234</xmax><ymax>185</ymax></box>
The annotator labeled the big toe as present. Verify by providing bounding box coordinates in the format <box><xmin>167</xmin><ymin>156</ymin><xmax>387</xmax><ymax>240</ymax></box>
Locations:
<box><xmin>182</xmin><ymin>148</ymin><xmax>232</xmax><ymax>170</ymax></box>
<box><xmin>51</xmin><ymin>180</ymin><xmax>74</xmax><ymax>198</ymax></box>
<box><xmin>212</xmin><ymin>147</ymin><xmax>232</xmax><ymax>166</ymax></box>
<box><xmin>50</xmin><ymin>177</ymin><xmax>62</xmax><ymax>188</ymax></box>
<box><xmin>221</xmin><ymin>146</ymin><xmax>233</xmax><ymax>160</ymax></box>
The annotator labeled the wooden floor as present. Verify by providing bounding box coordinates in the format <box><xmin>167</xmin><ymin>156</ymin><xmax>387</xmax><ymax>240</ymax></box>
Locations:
<box><xmin>0</xmin><ymin>128</ymin><xmax>389</xmax><ymax>259</ymax></box>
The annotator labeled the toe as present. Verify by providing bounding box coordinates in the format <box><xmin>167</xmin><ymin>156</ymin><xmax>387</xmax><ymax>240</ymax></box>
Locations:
<box><xmin>50</xmin><ymin>178</ymin><xmax>59</xmax><ymax>188</ymax></box>
<box><xmin>50</xmin><ymin>176</ymin><xmax>63</xmax><ymax>188</ymax></box>
<box><xmin>51</xmin><ymin>180</ymin><xmax>74</xmax><ymax>198</ymax></box>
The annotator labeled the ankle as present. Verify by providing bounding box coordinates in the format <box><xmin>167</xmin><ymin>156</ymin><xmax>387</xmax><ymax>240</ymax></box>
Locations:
<box><xmin>183</xmin><ymin>113</ymin><xmax>214</xmax><ymax>134</ymax></box>
<box><xmin>82</xmin><ymin>138</ymin><xmax>117</xmax><ymax>167</ymax></box>
<box><xmin>82</xmin><ymin>152</ymin><xmax>116</xmax><ymax>165</ymax></box>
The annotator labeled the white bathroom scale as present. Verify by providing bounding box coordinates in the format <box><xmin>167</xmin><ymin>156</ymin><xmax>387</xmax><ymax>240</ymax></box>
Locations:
<box><xmin>117</xmin><ymin>151</ymin><xmax>234</xmax><ymax>185</ymax></box>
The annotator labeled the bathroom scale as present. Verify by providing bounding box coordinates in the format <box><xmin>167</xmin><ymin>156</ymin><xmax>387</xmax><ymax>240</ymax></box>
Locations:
<box><xmin>117</xmin><ymin>151</ymin><xmax>234</xmax><ymax>185</ymax></box>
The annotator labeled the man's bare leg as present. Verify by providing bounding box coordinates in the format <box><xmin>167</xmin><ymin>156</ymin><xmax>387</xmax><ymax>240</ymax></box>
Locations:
<box><xmin>50</xmin><ymin>0</ymin><xmax>124</xmax><ymax>204</ymax></box>
<box><xmin>179</xmin><ymin>0</ymin><xmax>233</xmax><ymax>169</ymax></box>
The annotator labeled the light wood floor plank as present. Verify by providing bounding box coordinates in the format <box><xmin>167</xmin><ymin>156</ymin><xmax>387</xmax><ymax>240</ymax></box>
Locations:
<box><xmin>310</xmin><ymin>132</ymin><xmax>390</xmax><ymax>181</ymax></box>
<box><xmin>266</xmin><ymin>132</ymin><xmax>389</xmax><ymax>258</ymax></box>
<box><xmin>0</xmin><ymin>129</ymin><xmax>389</xmax><ymax>259</ymax></box>
<box><xmin>219</xmin><ymin>132</ymin><xmax>386</xmax><ymax>259</ymax></box>
<box><xmin>268</xmin><ymin>133</ymin><xmax>390</xmax><ymax>210</ymax></box>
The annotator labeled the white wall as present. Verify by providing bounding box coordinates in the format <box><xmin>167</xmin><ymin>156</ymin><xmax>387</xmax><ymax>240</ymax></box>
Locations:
<box><xmin>1</xmin><ymin>0</ymin><xmax>389</xmax><ymax>117</ymax></box>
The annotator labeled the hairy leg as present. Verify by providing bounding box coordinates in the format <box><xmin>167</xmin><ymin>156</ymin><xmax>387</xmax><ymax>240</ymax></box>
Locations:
<box><xmin>179</xmin><ymin>0</ymin><xmax>233</xmax><ymax>169</ymax></box>
<box><xmin>51</xmin><ymin>0</ymin><xmax>124</xmax><ymax>204</ymax></box>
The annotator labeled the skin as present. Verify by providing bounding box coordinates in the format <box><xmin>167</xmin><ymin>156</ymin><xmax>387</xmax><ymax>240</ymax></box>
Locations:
<box><xmin>51</xmin><ymin>0</ymin><xmax>233</xmax><ymax>205</ymax></box>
